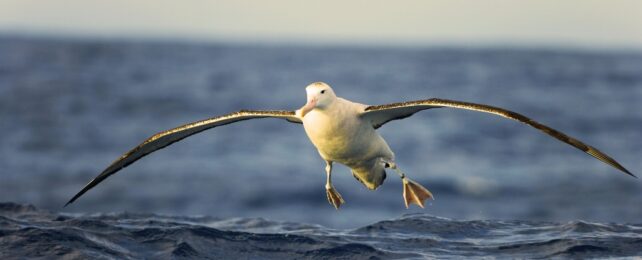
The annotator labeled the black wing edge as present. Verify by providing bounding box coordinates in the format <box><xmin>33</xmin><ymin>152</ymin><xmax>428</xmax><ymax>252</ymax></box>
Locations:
<box><xmin>363</xmin><ymin>98</ymin><xmax>636</xmax><ymax>178</ymax></box>
<box><xmin>64</xmin><ymin>110</ymin><xmax>300</xmax><ymax>207</ymax></box>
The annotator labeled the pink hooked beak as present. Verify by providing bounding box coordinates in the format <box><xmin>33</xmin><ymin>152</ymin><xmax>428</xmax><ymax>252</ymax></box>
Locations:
<box><xmin>300</xmin><ymin>98</ymin><xmax>317</xmax><ymax>117</ymax></box>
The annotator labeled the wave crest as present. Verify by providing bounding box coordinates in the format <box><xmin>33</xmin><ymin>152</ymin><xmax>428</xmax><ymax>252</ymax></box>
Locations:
<box><xmin>1</xmin><ymin>203</ymin><xmax>640</xmax><ymax>258</ymax></box>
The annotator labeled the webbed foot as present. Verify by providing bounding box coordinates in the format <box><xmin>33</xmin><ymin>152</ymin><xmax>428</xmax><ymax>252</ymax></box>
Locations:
<box><xmin>326</xmin><ymin>186</ymin><xmax>345</xmax><ymax>210</ymax></box>
<box><xmin>402</xmin><ymin>177</ymin><xmax>433</xmax><ymax>208</ymax></box>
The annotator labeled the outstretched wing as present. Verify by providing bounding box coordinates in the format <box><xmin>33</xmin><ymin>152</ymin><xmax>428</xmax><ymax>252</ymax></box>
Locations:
<box><xmin>65</xmin><ymin>110</ymin><xmax>302</xmax><ymax>206</ymax></box>
<box><xmin>360</xmin><ymin>98</ymin><xmax>635</xmax><ymax>178</ymax></box>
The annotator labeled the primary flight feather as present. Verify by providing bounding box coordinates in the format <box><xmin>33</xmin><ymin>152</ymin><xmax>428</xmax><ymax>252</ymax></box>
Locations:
<box><xmin>66</xmin><ymin>82</ymin><xmax>635</xmax><ymax>209</ymax></box>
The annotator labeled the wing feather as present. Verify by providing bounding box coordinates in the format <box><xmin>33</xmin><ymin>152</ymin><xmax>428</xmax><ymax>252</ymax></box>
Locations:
<box><xmin>65</xmin><ymin>110</ymin><xmax>301</xmax><ymax>206</ymax></box>
<box><xmin>361</xmin><ymin>98</ymin><xmax>635</xmax><ymax>177</ymax></box>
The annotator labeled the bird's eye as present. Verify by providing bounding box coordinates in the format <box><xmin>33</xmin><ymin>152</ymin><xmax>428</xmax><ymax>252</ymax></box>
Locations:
<box><xmin>321</xmin><ymin>90</ymin><xmax>326</xmax><ymax>94</ymax></box>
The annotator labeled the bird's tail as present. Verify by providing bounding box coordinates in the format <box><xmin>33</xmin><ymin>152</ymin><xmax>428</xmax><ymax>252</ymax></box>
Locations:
<box><xmin>351</xmin><ymin>162</ymin><xmax>386</xmax><ymax>190</ymax></box>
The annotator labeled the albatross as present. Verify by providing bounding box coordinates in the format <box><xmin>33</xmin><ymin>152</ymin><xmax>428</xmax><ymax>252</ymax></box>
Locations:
<box><xmin>65</xmin><ymin>82</ymin><xmax>635</xmax><ymax>209</ymax></box>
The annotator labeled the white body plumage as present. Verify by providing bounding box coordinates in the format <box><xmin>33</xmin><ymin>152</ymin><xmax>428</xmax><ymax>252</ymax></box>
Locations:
<box><xmin>302</xmin><ymin>96</ymin><xmax>392</xmax><ymax>189</ymax></box>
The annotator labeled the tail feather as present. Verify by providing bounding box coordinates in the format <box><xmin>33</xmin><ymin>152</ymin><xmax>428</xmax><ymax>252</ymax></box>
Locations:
<box><xmin>351</xmin><ymin>165</ymin><xmax>386</xmax><ymax>190</ymax></box>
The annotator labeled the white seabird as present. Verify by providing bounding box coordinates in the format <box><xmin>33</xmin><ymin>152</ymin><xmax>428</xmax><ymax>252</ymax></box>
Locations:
<box><xmin>66</xmin><ymin>82</ymin><xmax>635</xmax><ymax>209</ymax></box>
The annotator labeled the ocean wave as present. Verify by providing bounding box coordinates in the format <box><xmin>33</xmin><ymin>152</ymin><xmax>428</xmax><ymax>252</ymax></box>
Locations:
<box><xmin>1</xmin><ymin>202</ymin><xmax>640</xmax><ymax>259</ymax></box>
<box><xmin>2</xmin><ymin>37</ymin><xmax>641</xmax><ymax>229</ymax></box>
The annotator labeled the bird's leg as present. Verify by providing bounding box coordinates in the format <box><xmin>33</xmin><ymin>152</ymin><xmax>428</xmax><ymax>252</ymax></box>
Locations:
<box><xmin>384</xmin><ymin>161</ymin><xmax>433</xmax><ymax>209</ymax></box>
<box><xmin>325</xmin><ymin>161</ymin><xmax>345</xmax><ymax>209</ymax></box>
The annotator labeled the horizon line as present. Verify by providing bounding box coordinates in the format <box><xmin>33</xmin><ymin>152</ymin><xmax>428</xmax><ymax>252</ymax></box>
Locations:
<box><xmin>2</xmin><ymin>29</ymin><xmax>641</xmax><ymax>53</ymax></box>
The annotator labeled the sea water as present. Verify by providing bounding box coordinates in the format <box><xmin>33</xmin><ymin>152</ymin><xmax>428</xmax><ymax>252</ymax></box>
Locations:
<box><xmin>1</xmin><ymin>37</ymin><xmax>641</xmax><ymax>258</ymax></box>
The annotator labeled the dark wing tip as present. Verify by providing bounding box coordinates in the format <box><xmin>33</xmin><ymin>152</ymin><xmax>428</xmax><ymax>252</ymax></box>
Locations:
<box><xmin>64</xmin><ymin>193</ymin><xmax>80</xmax><ymax>207</ymax></box>
<box><xmin>614</xmin><ymin>162</ymin><xmax>636</xmax><ymax>178</ymax></box>
<box><xmin>63</xmin><ymin>200</ymin><xmax>74</xmax><ymax>208</ymax></box>
<box><xmin>63</xmin><ymin>181</ymin><xmax>94</xmax><ymax>207</ymax></box>
<box><xmin>63</xmin><ymin>171</ymin><xmax>112</xmax><ymax>207</ymax></box>
<box><xmin>615</xmin><ymin>165</ymin><xmax>636</xmax><ymax>178</ymax></box>
<box><xmin>622</xmin><ymin>168</ymin><xmax>637</xmax><ymax>178</ymax></box>
<box><xmin>585</xmin><ymin>147</ymin><xmax>636</xmax><ymax>178</ymax></box>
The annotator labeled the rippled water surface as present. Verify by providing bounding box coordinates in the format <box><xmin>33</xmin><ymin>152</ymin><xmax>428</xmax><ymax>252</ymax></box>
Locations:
<box><xmin>1</xmin><ymin>36</ymin><xmax>641</xmax><ymax>258</ymax></box>
<box><xmin>2</xmin><ymin>203</ymin><xmax>642</xmax><ymax>259</ymax></box>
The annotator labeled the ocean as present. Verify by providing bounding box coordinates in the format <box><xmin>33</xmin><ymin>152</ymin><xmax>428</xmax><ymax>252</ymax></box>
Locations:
<box><xmin>1</xmin><ymin>36</ymin><xmax>641</xmax><ymax>258</ymax></box>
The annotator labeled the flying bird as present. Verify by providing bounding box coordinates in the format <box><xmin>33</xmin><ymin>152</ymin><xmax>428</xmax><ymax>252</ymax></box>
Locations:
<box><xmin>66</xmin><ymin>82</ymin><xmax>635</xmax><ymax>209</ymax></box>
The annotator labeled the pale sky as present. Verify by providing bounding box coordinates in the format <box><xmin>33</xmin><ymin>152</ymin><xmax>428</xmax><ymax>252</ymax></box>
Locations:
<box><xmin>1</xmin><ymin>0</ymin><xmax>641</xmax><ymax>48</ymax></box>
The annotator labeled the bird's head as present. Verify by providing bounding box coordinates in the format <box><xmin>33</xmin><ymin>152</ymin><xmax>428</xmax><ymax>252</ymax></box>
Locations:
<box><xmin>300</xmin><ymin>82</ymin><xmax>336</xmax><ymax>117</ymax></box>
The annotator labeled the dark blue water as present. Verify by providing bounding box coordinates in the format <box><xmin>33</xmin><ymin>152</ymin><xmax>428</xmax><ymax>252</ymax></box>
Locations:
<box><xmin>1</xmin><ymin>36</ymin><xmax>641</xmax><ymax>258</ymax></box>
<box><xmin>2</xmin><ymin>202</ymin><xmax>642</xmax><ymax>259</ymax></box>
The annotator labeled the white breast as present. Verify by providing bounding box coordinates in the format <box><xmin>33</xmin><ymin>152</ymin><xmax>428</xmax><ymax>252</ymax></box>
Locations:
<box><xmin>302</xmin><ymin>98</ymin><xmax>394</xmax><ymax>167</ymax></box>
